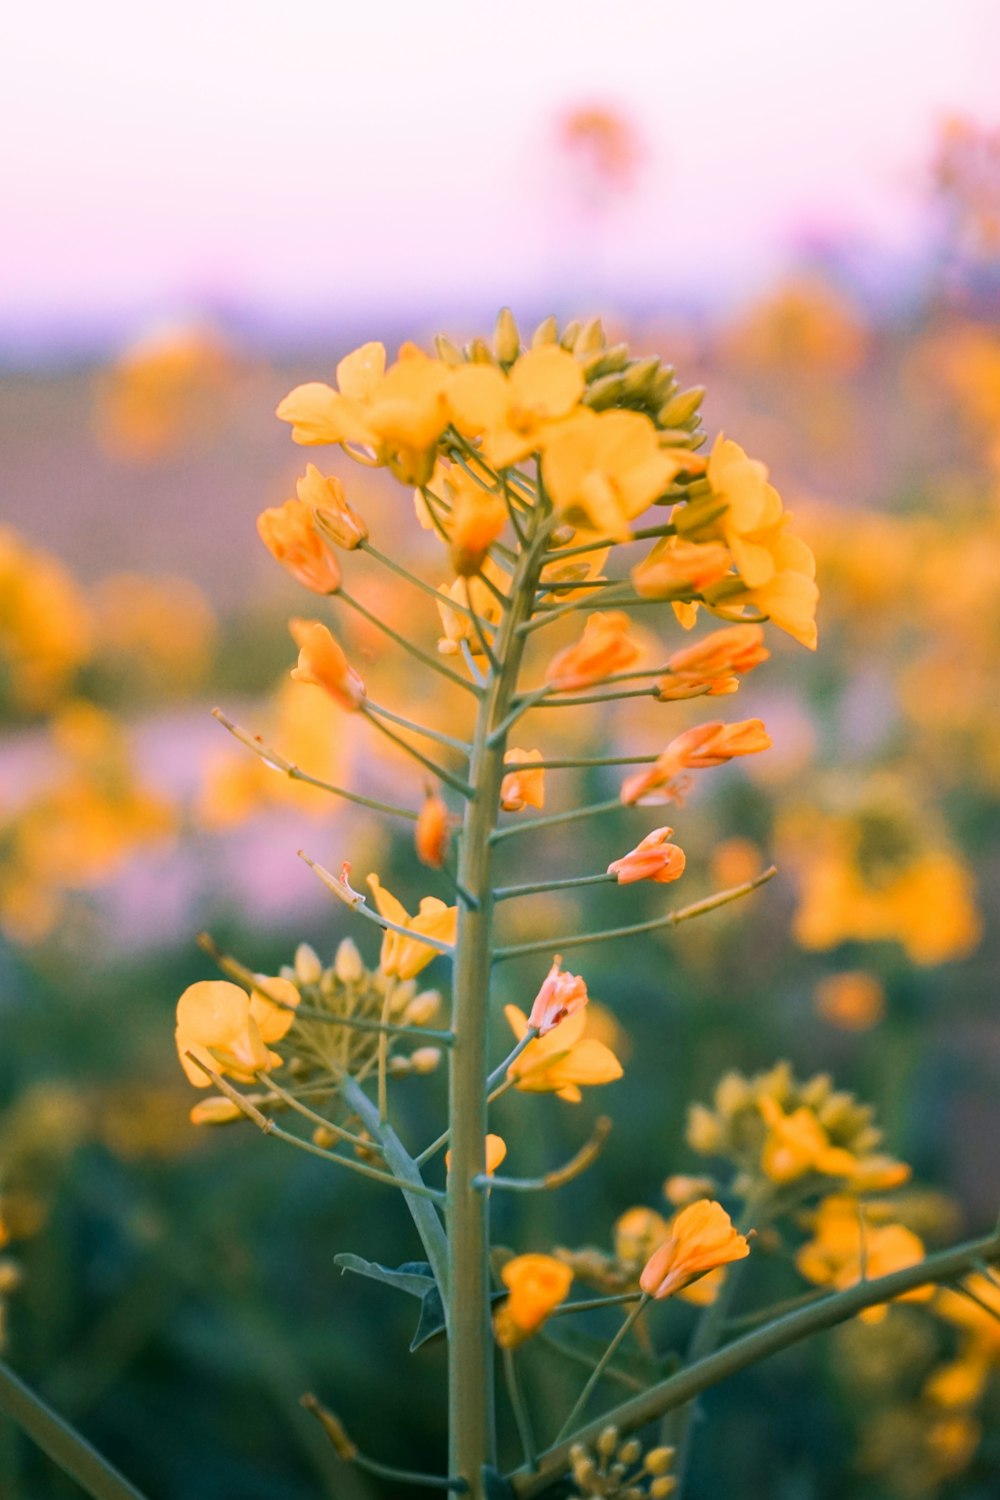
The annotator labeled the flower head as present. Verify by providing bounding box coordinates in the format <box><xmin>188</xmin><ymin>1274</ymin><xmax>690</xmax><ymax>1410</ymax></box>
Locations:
<box><xmin>546</xmin><ymin>611</ymin><xmax>639</xmax><ymax>692</ymax></box>
<box><xmin>504</xmin><ymin>1003</ymin><xmax>622</xmax><ymax>1102</ymax></box>
<box><xmin>366</xmin><ymin>874</ymin><xmax>457</xmax><ymax>980</ymax></box>
<box><xmin>607</xmin><ymin>827</ymin><xmax>686</xmax><ymax>885</ymax></box>
<box><xmin>449</xmin><ymin>346</ymin><xmax>584</xmax><ymax>468</ymax></box>
<box><xmin>795</xmin><ymin>1196</ymin><xmax>930</xmax><ymax>1321</ymax></box>
<box><xmin>639</xmin><ymin>1199</ymin><xmax>750</xmax><ymax>1300</ymax></box>
<box><xmin>632</xmin><ymin>536</ymin><xmax>733</xmax><ymax>599</ymax></box>
<box><xmin>620</xmin><ymin>720</ymin><xmax>771</xmax><ymax>805</ymax></box>
<box><xmin>257</xmin><ymin>499</ymin><xmax>341</xmax><ymax>594</ymax></box>
<box><xmin>526</xmin><ymin>957</ymin><xmax>589</xmax><ymax>1035</ymax></box>
<box><xmin>493</xmin><ymin>1254</ymin><xmax>573</xmax><ymax>1347</ymax></box>
<box><xmin>500</xmin><ymin>748</ymin><xmax>545</xmax><ymax>812</ymax></box>
<box><xmin>758</xmin><ymin>1095</ymin><xmax>859</xmax><ymax>1184</ymax></box>
<box><xmin>658</xmin><ymin>624</ymin><xmax>769</xmax><ymax>701</ymax></box>
<box><xmin>175</xmin><ymin>977</ymin><xmax>300</xmax><ymax>1087</ymax></box>
<box><xmin>543</xmin><ymin>408</ymin><xmax>683</xmax><ymax>540</ymax></box>
<box><xmin>288</xmin><ymin>619</ymin><xmax>366</xmax><ymax>710</ymax></box>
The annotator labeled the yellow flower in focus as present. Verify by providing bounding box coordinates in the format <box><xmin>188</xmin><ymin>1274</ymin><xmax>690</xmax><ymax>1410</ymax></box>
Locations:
<box><xmin>542</xmin><ymin>408</ymin><xmax>684</xmax><ymax>540</ymax></box>
<box><xmin>545</xmin><ymin>611</ymin><xmax>639</xmax><ymax>692</ymax></box>
<box><xmin>448</xmin><ymin>346</ymin><xmax>584</xmax><ymax>468</ymax></box>
<box><xmin>632</xmin><ymin>536</ymin><xmax>733</xmax><ymax>600</ymax></box>
<box><xmin>288</xmin><ymin>619</ymin><xmax>366</xmax><ymax>710</ymax></box>
<box><xmin>366</xmin><ymin>875</ymin><xmax>457</xmax><ymax>980</ymax></box>
<box><xmin>526</xmin><ymin>956</ymin><xmax>589</xmax><ymax>1035</ymax></box>
<box><xmin>493</xmin><ymin>1253</ymin><xmax>573</xmax><ymax>1348</ymax></box>
<box><xmin>796</xmin><ymin>1196</ymin><xmax>930</xmax><ymax>1321</ymax></box>
<box><xmin>705</xmin><ymin>435</ymin><xmax>784</xmax><ymax>588</ymax></box>
<box><xmin>175</xmin><ymin>977</ymin><xmax>300</xmax><ymax>1088</ymax></box>
<box><xmin>504</xmin><ymin>1004</ymin><xmax>622</xmax><ymax>1102</ymax></box>
<box><xmin>257</xmin><ymin>498</ymin><xmax>341</xmax><ymax>594</ymax></box>
<box><xmin>639</xmin><ymin>1199</ymin><xmax>750</xmax><ymax>1300</ymax></box>
<box><xmin>722</xmin><ymin>527</ymin><xmax>819</xmax><ymax>651</ymax></box>
<box><xmin>607</xmin><ymin>827</ymin><xmax>686</xmax><ymax>885</ymax></box>
<box><xmin>500</xmin><ymin>748</ymin><xmax>545</xmax><ymax>812</ymax></box>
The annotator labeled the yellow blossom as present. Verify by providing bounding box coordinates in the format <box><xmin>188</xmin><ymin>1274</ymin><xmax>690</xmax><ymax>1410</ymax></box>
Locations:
<box><xmin>504</xmin><ymin>1004</ymin><xmax>622</xmax><ymax>1102</ymax></box>
<box><xmin>607</xmin><ymin>827</ymin><xmax>686</xmax><ymax>885</ymax></box>
<box><xmin>545</xmin><ymin>611</ymin><xmax>639</xmax><ymax>692</ymax></box>
<box><xmin>436</xmin><ymin>561</ymin><xmax>507</xmax><ymax>655</ymax></box>
<box><xmin>758</xmin><ymin>1096</ymin><xmax>859</xmax><ymax>1184</ymax></box>
<box><xmin>175</xmin><ymin>977</ymin><xmax>300</xmax><ymax>1087</ymax></box>
<box><xmin>796</xmin><ymin>1196</ymin><xmax>930</xmax><ymax>1320</ymax></box>
<box><xmin>620</xmin><ymin>720</ymin><xmax>771</xmax><ymax>805</ymax></box>
<box><xmin>366</xmin><ymin>875</ymin><xmax>457</xmax><ymax>980</ymax></box>
<box><xmin>288</xmin><ymin>619</ymin><xmax>366</xmax><ymax>710</ymax></box>
<box><xmin>297</xmin><ymin>463</ymin><xmax>368</xmax><ymax>548</ymax></box>
<box><xmin>493</xmin><ymin>1254</ymin><xmax>573</xmax><ymax>1347</ymax></box>
<box><xmin>415</xmin><ymin>788</ymin><xmax>452</xmax><ymax>869</ymax></box>
<box><xmin>500</xmin><ymin>748</ymin><xmax>545</xmax><ymax>812</ymax></box>
<box><xmin>257</xmin><ymin>498</ymin><xmax>341</xmax><ymax>594</ymax></box>
<box><xmin>639</xmin><ymin>1200</ymin><xmax>750</xmax><ymax>1299</ymax></box>
<box><xmin>542</xmin><ymin>408</ymin><xmax>683</xmax><ymax>540</ymax></box>
<box><xmin>526</xmin><ymin>957</ymin><xmax>589</xmax><ymax>1035</ymax></box>
<box><xmin>448</xmin><ymin>345</ymin><xmax>584</xmax><ymax>468</ymax></box>
<box><xmin>658</xmin><ymin>624</ymin><xmax>769</xmax><ymax>700</ymax></box>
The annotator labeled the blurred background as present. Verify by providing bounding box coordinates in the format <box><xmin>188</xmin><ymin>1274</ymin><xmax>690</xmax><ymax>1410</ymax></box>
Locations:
<box><xmin>3</xmin><ymin>2</ymin><xmax>1000</xmax><ymax>1496</ymax></box>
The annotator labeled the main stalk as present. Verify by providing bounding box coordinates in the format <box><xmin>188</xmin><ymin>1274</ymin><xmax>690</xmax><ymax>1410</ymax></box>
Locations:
<box><xmin>447</xmin><ymin>504</ymin><xmax>548</xmax><ymax>1496</ymax></box>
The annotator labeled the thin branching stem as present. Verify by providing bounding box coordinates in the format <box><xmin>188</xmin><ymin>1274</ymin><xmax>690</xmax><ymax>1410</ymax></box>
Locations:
<box><xmin>361</xmin><ymin>708</ymin><xmax>476</xmax><ymax>798</ymax></box>
<box><xmin>554</xmin><ymin>1297</ymin><xmax>650</xmax><ymax>1442</ymax></box>
<box><xmin>491</xmin><ymin>798</ymin><xmax>631</xmax><ymax>843</ymax></box>
<box><xmin>503</xmin><ymin>1348</ymin><xmax>538</xmax><ymax>1474</ymax></box>
<box><xmin>358</xmin><ymin>538</ymin><xmax>475</xmax><ymax>620</ymax></box>
<box><xmin>298</xmin><ymin>853</ymin><xmax>458</xmax><ymax>959</ymax></box>
<box><xmin>211</xmin><ymin>708</ymin><xmax>420</xmax><ymax>821</ymax></box>
<box><xmin>478</xmin><ymin>1117</ymin><xmax>611</xmax><ymax>1193</ymax></box>
<box><xmin>493</xmin><ymin>869</ymin><xmax>778</xmax><ymax>961</ymax></box>
<box><xmin>253</xmin><ymin>1073</ymin><xmax>375</xmax><ymax>1151</ymax></box>
<box><xmin>493</xmin><ymin>872</ymin><xmax>615</xmax><ymax>902</ymax></box>
<box><xmin>366</xmin><ymin>699</ymin><xmax>472</xmax><ymax>754</ymax></box>
<box><xmin>339</xmin><ymin>587</ymin><xmax>481</xmax><ymax>694</ymax></box>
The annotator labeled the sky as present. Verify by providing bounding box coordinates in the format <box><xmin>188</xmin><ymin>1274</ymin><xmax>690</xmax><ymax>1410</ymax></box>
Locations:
<box><xmin>2</xmin><ymin>0</ymin><xmax>999</xmax><ymax>354</ymax></box>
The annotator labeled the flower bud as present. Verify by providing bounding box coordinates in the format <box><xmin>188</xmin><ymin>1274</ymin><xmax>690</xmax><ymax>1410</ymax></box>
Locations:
<box><xmin>619</xmin><ymin>1438</ymin><xmax>642</xmax><ymax>1466</ymax></box>
<box><xmin>658</xmin><ymin>386</ymin><xmax>705</xmax><ymax>428</ymax></box>
<box><xmin>597</xmin><ymin>1425</ymin><xmax>619</xmax><ymax>1457</ymax></box>
<box><xmin>403</xmin><ymin>990</ymin><xmax>441</xmax><ymax>1026</ymax></box>
<box><xmin>493</xmin><ymin>307</ymin><xmax>521</xmax><ymax>365</ymax></box>
<box><xmin>387</xmin><ymin>1055</ymin><xmax>412</xmax><ymax>1077</ymax></box>
<box><xmin>644</xmin><ymin>1446</ymin><xmax>676</xmax><ymax>1476</ymax></box>
<box><xmin>334</xmin><ymin>938</ymin><xmax>364</xmax><ymax>984</ymax></box>
<box><xmin>531</xmin><ymin>315</ymin><xmax>559</xmax><ymax>347</ymax></box>
<box><xmin>294</xmin><ymin>943</ymin><xmax>323</xmax><ymax>985</ymax></box>
<box><xmin>409</xmin><ymin>1046</ymin><xmax>442</xmax><ymax>1074</ymax></box>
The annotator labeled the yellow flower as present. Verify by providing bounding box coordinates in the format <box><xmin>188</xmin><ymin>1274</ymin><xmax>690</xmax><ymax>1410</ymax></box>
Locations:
<box><xmin>796</xmin><ymin>1196</ymin><xmax>930</xmax><ymax>1321</ymax></box>
<box><xmin>724</xmin><ymin>528</ymin><xmax>819</xmax><ymax>651</ymax></box>
<box><xmin>758</xmin><ymin>1096</ymin><xmax>858</xmax><ymax>1184</ymax></box>
<box><xmin>607</xmin><ymin>827</ymin><xmax>686</xmax><ymax>885</ymax></box>
<box><xmin>500</xmin><ymin>748</ymin><xmax>545</xmax><ymax>812</ymax></box>
<box><xmin>436</xmin><ymin>561</ymin><xmax>507</xmax><ymax>656</ymax></box>
<box><xmin>620</xmin><ymin>719</ymin><xmax>771</xmax><ymax>805</ymax></box>
<box><xmin>639</xmin><ymin>1200</ymin><xmax>750</xmax><ymax>1299</ymax></box>
<box><xmin>366</xmin><ymin>874</ymin><xmax>457</xmax><ymax>980</ymax></box>
<box><xmin>542</xmin><ymin>408</ymin><xmax>683</xmax><ymax>540</ymax></box>
<box><xmin>448</xmin><ymin>346</ymin><xmax>584</xmax><ymax>468</ymax></box>
<box><xmin>704</xmin><ymin>435</ymin><xmax>784</xmax><ymax>587</ymax></box>
<box><xmin>277</xmin><ymin>342</ymin><xmax>452</xmax><ymax>485</ymax></box>
<box><xmin>288</xmin><ymin>619</ymin><xmax>366</xmax><ymax>710</ymax></box>
<box><xmin>257</xmin><ymin>498</ymin><xmax>341</xmax><ymax>594</ymax></box>
<box><xmin>493</xmin><ymin>1253</ymin><xmax>573</xmax><ymax>1347</ymax></box>
<box><xmin>632</xmin><ymin>536</ymin><xmax>733</xmax><ymax>599</ymax></box>
<box><xmin>545</xmin><ymin>611</ymin><xmax>639</xmax><ymax>692</ymax></box>
<box><xmin>658</xmin><ymin>624</ymin><xmax>769</xmax><ymax>701</ymax></box>
<box><xmin>446</xmin><ymin>1135</ymin><xmax>507</xmax><ymax>1177</ymax></box>
<box><xmin>814</xmin><ymin>971</ymin><xmax>886</xmax><ymax>1031</ymax></box>
<box><xmin>175</xmin><ymin>977</ymin><xmax>299</xmax><ymax>1087</ymax></box>
<box><xmin>504</xmin><ymin>1004</ymin><xmax>622</xmax><ymax>1102</ymax></box>
<box><xmin>296</xmin><ymin>463</ymin><xmax>368</xmax><ymax>548</ymax></box>
<box><xmin>415</xmin><ymin>789</ymin><xmax>452</xmax><ymax>869</ymax></box>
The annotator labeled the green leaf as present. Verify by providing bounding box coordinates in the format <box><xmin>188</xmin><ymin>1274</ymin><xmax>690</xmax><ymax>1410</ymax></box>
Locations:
<box><xmin>334</xmin><ymin>1254</ymin><xmax>435</xmax><ymax>1299</ymax></box>
<box><xmin>410</xmin><ymin>1286</ymin><xmax>507</xmax><ymax>1352</ymax></box>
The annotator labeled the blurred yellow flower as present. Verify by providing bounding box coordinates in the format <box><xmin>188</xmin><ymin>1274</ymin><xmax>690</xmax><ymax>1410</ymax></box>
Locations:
<box><xmin>658</xmin><ymin>624</ymin><xmax>769</xmax><ymax>700</ymax></box>
<box><xmin>257</xmin><ymin>498</ymin><xmax>341</xmax><ymax>594</ymax></box>
<box><xmin>815</xmin><ymin>971</ymin><xmax>886</xmax><ymax>1031</ymax></box>
<box><xmin>288</xmin><ymin>618</ymin><xmax>366</xmax><ymax>710</ymax></box>
<box><xmin>796</xmin><ymin>1195</ymin><xmax>930</xmax><ymax>1321</ymax></box>
<box><xmin>759</xmin><ymin>1096</ymin><xmax>858</xmax><ymax>1184</ymax></box>
<box><xmin>620</xmin><ymin>719</ymin><xmax>771</xmax><ymax>805</ymax></box>
<box><xmin>500</xmin><ymin>748</ymin><xmax>545</xmax><ymax>812</ymax></box>
<box><xmin>415</xmin><ymin>789</ymin><xmax>452</xmax><ymax>870</ymax></box>
<box><xmin>493</xmin><ymin>1253</ymin><xmax>573</xmax><ymax>1347</ymax></box>
<box><xmin>297</xmin><ymin>464</ymin><xmax>368</xmax><ymax>548</ymax></box>
<box><xmin>546</xmin><ymin>610</ymin><xmax>639</xmax><ymax>692</ymax></box>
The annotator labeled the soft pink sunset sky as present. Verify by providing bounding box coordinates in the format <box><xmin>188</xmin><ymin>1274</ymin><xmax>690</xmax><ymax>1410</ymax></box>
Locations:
<box><xmin>2</xmin><ymin>0</ymin><xmax>998</xmax><ymax>352</ymax></box>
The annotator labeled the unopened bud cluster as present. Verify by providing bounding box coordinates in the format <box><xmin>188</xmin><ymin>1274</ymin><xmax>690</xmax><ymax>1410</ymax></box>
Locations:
<box><xmin>568</xmin><ymin>1428</ymin><xmax>676</xmax><ymax>1498</ymax></box>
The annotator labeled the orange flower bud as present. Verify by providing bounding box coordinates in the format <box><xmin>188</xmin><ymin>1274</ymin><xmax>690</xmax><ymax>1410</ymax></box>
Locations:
<box><xmin>639</xmin><ymin>1199</ymin><xmax>750</xmax><ymax>1300</ymax></box>
<box><xmin>257</xmin><ymin>498</ymin><xmax>341</xmax><ymax>594</ymax></box>
<box><xmin>493</xmin><ymin>1254</ymin><xmax>573</xmax><ymax>1347</ymax></box>
<box><xmin>449</xmin><ymin>487</ymin><xmax>507</xmax><ymax>577</ymax></box>
<box><xmin>288</xmin><ymin>618</ymin><xmax>366</xmax><ymax>710</ymax></box>
<box><xmin>620</xmin><ymin>719</ymin><xmax>771</xmax><ymax>805</ymax></box>
<box><xmin>657</xmin><ymin>624</ymin><xmax>769</xmax><ymax>701</ymax></box>
<box><xmin>415</xmin><ymin>788</ymin><xmax>452</xmax><ymax>869</ymax></box>
<box><xmin>500</xmin><ymin>748</ymin><xmax>545</xmax><ymax>812</ymax></box>
<box><xmin>526</xmin><ymin>956</ymin><xmax>588</xmax><ymax>1035</ymax></box>
<box><xmin>297</xmin><ymin>463</ymin><xmax>368</xmax><ymax>548</ymax></box>
<box><xmin>607</xmin><ymin>827</ymin><xmax>686</xmax><ymax>885</ymax></box>
<box><xmin>545</xmin><ymin>611</ymin><xmax>639</xmax><ymax>692</ymax></box>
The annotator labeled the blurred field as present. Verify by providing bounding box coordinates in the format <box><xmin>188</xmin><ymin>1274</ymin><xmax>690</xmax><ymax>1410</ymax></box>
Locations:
<box><xmin>3</xmin><ymin>181</ymin><xmax>1000</xmax><ymax>1497</ymax></box>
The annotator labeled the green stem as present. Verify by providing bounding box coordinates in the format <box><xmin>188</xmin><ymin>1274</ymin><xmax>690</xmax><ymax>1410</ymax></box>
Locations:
<box><xmin>555</xmin><ymin>1296</ymin><xmax>650</xmax><ymax>1442</ymax></box>
<box><xmin>0</xmin><ymin>1362</ymin><xmax>149</xmax><ymax>1500</ymax></box>
<box><xmin>254</xmin><ymin>1074</ymin><xmax>378</xmax><ymax>1152</ymax></box>
<box><xmin>503</xmin><ymin>1348</ymin><xmax>538</xmax><ymax>1473</ymax></box>
<box><xmin>478</xmin><ymin>1116</ymin><xmax>610</xmax><ymax>1193</ymax></box>
<box><xmin>509</xmin><ymin>1229</ymin><xmax>1000</xmax><ymax>1497</ymax></box>
<box><xmin>366</xmin><ymin>698</ymin><xmax>472</xmax><ymax>754</ymax></box>
<box><xmin>493</xmin><ymin>873</ymin><xmax>615</xmax><ymax>902</ymax></box>
<box><xmin>491</xmin><ymin>798</ymin><xmax>628</xmax><ymax>843</ymax></box>
<box><xmin>493</xmin><ymin>869</ymin><xmax>777</xmax><ymax>961</ymax></box>
<box><xmin>359</xmin><ymin>538</ymin><xmax>476</xmax><ymax>620</ymax></box>
<box><xmin>339</xmin><ymin>587</ymin><xmax>480</xmax><ymax>694</ymax></box>
<box><xmin>362</xmin><ymin>708</ymin><xmax>476</xmax><ymax>798</ymax></box>
<box><xmin>211</xmin><ymin>708</ymin><xmax>419</xmax><ymax>820</ymax></box>
<box><xmin>447</xmin><ymin>501</ymin><xmax>553</xmax><ymax>1496</ymax></box>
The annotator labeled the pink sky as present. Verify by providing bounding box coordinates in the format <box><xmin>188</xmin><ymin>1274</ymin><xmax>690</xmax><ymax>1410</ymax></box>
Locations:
<box><xmin>2</xmin><ymin>0</ymin><xmax>999</xmax><ymax>347</ymax></box>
